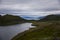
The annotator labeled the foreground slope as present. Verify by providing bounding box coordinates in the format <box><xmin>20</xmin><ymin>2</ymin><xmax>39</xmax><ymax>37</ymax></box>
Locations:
<box><xmin>12</xmin><ymin>21</ymin><xmax>60</xmax><ymax>40</ymax></box>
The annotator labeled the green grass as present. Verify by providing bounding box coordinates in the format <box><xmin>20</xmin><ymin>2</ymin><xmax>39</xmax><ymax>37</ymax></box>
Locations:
<box><xmin>12</xmin><ymin>21</ymin><xmax>60</xmax><ymax>40</ymax></box>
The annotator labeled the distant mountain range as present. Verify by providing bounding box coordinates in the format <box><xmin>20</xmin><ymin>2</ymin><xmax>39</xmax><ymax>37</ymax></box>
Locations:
<box><xmin>20</xmin><ymin>15</ymin><xmax>44</xmax><ymax>20</ymax></box>
<box><xmin>1</xmin><ymin>13</ymin><xmax>60</xmax><ymax>20</ymax></box>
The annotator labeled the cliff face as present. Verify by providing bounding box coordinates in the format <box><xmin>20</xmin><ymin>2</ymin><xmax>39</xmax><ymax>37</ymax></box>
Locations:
<box><xmin>0</xmin><ymin>14</ymin><xmax>26</xmax><ymax>26</ymax></box>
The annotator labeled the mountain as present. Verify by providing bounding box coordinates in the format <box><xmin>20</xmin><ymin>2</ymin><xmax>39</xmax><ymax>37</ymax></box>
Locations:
<box><xmin>39</xmin><ymin>14</ymin><xmax>60</xmax><ymax>21</ymax></box>
<box><xmin>20</xmin><ymin>15</ymin><xmax>44</xmax><ymax>20</ymax></box>
<box><xmin>0</xmin><ymin>14</ymin><xmax>26</xmax><ymax>26</ymax></box>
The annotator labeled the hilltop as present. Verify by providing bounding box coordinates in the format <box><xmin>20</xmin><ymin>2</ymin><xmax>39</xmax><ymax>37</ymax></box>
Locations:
<box><xmin>39</xmin><ymin>14</ymin><xmax>60</xmax><ymax>21</ymax></box>
<box><xmin>0</xmin><ymin>14</ymin><xmax>26</xmax><ymax>26</ymax></box>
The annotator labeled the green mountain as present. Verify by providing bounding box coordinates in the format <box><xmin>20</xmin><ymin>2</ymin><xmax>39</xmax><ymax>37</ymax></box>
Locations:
<box><xmin>0</xmin><ymin>14</ymin><xmax>26</xmax><ymax>26</ymax></box>
<box><xmin>39</xmin><ymin>14</ymin><xmax>60</xmax><ymax>21</ymax></box>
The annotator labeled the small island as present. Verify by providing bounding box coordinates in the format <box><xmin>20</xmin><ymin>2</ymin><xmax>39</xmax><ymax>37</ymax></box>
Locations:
<box><xmin>0</xmin><ymin>14</ymin><xmax>26</xmax><ymax>26</ymax></box>
<box><xmin>12</xmin><ymin>14</ymin><xmax>60</xmax><ymax>40</ymax></box>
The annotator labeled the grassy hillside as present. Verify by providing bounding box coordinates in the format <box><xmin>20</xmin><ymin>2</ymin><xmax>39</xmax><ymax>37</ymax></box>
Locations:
<box><xmin>12</xmin><ymin>14</ymin><xmax>60</xmax><ymax>40</ymax></box>
<box><xmin>0</xmin><ymin>14</ymin><xmax>26</xmax><ymax>26</ymax></box>
<box><xmin>39</xmin><ymin>14</ymin><xmax>60</xmax><ymax>21</ymax></box>
<box><xmin>12</xmin><ymin>21</ymin><xmax>60</xmax><ymax>40</ymax></box>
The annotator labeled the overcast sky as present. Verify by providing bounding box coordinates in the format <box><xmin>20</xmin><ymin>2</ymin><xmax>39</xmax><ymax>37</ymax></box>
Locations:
<box><xmin>0</xmin><ymin>0</ymin><xmax>60</xmax><ymax>16</ymax></box>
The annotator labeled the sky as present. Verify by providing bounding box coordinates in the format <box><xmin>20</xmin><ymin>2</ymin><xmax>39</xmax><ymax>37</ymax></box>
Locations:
<box><xmin>0</xmin><ymin>0</ymin><xmax>60</xmax><ymax>16</ymax></box>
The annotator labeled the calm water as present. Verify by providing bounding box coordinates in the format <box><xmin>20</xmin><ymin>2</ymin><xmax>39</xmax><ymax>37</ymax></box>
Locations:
<box><xmin>0</xmin><ymin>23</ymin><xmax>35</xmax><ymax>40</ymax></box>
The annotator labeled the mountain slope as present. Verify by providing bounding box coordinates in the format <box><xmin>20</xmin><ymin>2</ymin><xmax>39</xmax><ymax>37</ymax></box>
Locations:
<box><xmin>0</xmin><ymin>14</ymin><xmax>26</xmax><ymax>26</ymax></box>
<box><xmin>39</xmin><ymin>14</ymin><xmax>60</xmax><ymax>21</ymax></box>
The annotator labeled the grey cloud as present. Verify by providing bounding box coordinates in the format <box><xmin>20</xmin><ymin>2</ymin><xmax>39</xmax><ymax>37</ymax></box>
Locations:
<box><xmin>1</xmin><ymin>0</ymin><xmax>32</xmax><ymax>4</ymax></box>
<box><xmin>0</xmin><ymin>0</ymin><xmax>60</xmax><ymax>16</ymax></box>
<box><xmin>33</xmin><ymin>8</ymin><xmax>60</xmax><ymax>12</ymax></box>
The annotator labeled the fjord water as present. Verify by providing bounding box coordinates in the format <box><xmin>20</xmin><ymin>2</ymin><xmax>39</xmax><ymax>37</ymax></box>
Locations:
<box><xmin>0</xmin><ymin>23</ymin><xmax>35</xmax><ymax>40</ymax></box>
